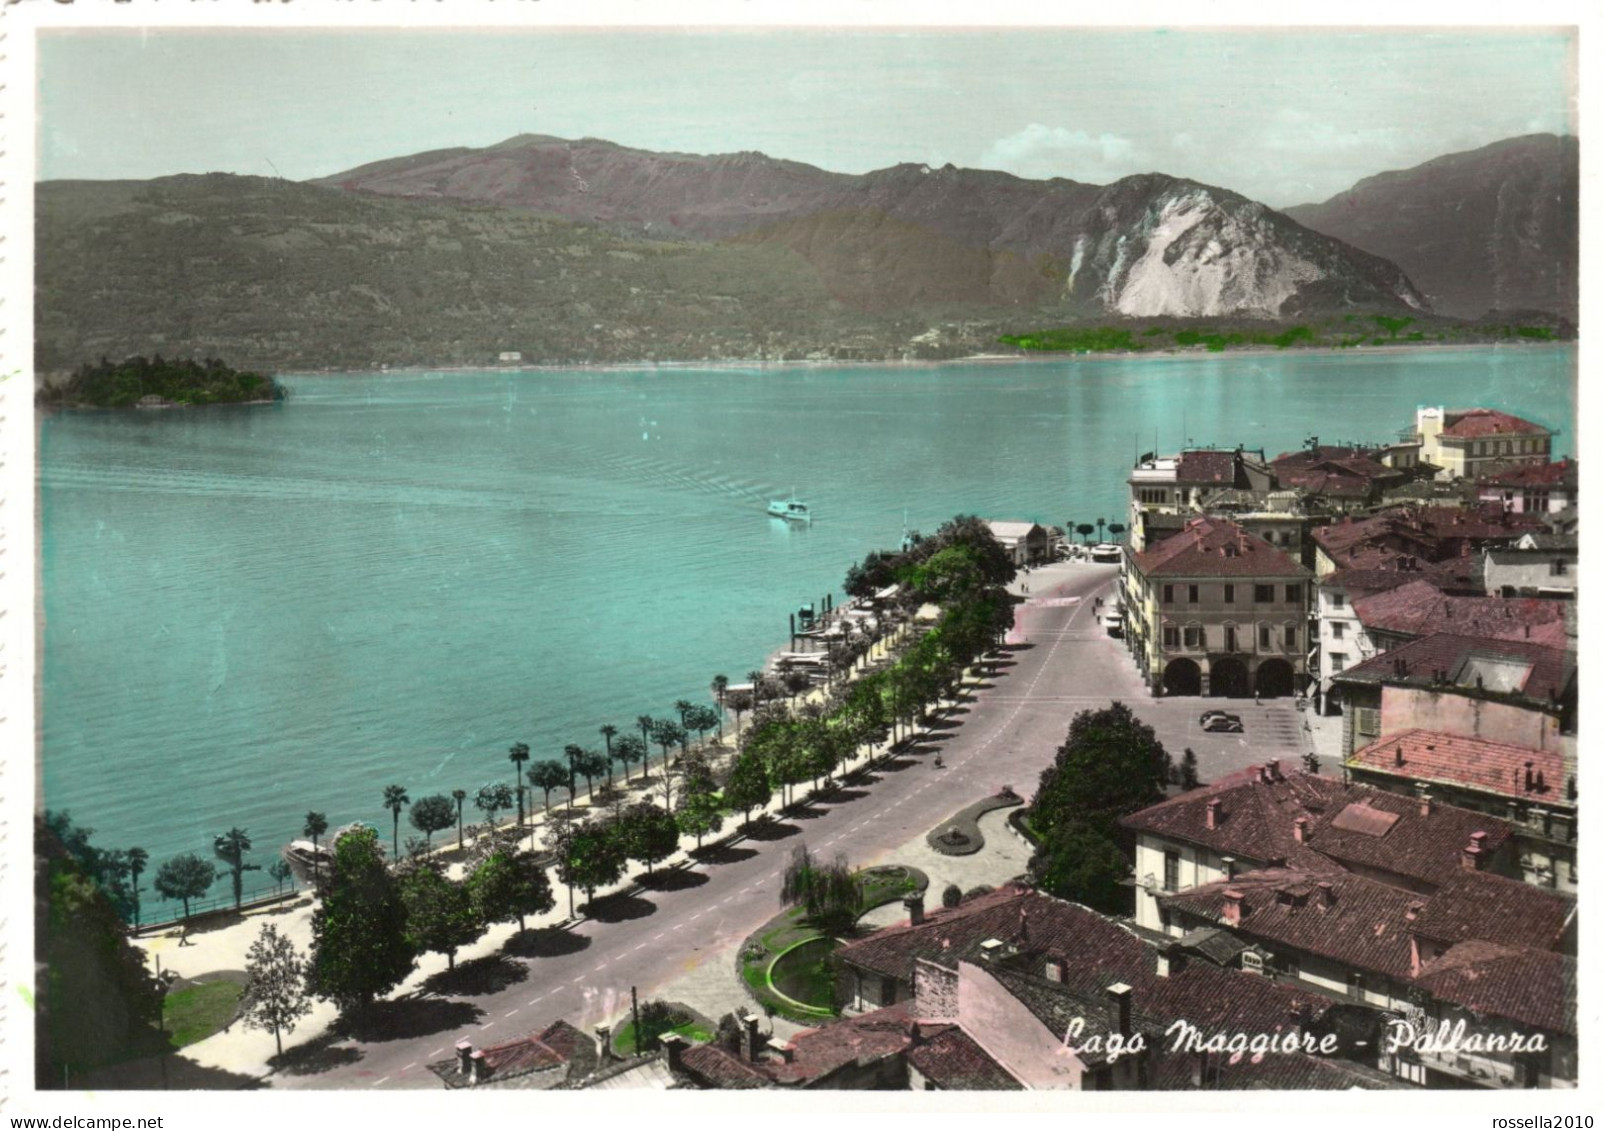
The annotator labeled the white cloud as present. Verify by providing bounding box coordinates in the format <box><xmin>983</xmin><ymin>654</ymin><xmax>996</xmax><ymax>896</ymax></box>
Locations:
<box><xmin>981</xmin><ymin>124</ymin><xmax>1141</xmax><ymax>184</ymax></box>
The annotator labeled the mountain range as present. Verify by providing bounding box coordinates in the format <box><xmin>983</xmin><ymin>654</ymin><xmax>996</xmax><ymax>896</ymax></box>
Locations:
<box><xmin>35</xmin><ymin>133</ymin><xmax>1576</xmax><ymax>371</ymax></box>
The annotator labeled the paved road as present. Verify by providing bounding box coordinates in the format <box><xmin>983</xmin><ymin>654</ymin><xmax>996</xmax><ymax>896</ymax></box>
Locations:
<box><xmin>279</xmin><ymin>562</ymin><xmax>1310</xmax><ymax>1089</ymax></box>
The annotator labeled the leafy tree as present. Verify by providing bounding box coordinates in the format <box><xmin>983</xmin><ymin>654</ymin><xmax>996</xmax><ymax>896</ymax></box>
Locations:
<box><xmin>677</xmin><ymin>783</ymin><xmax>725</xmax><ymax>850</ymax></box>
<box><xmin>154</xmin><ymin>852</ymin><xmax>217</xmax><ymax>922</ymax></box>
<box><xmin>780</xmin><ymin>844</ymin><xmax>863</xmax><ymax>936</ymax></box>
<box><xmin>1030</xmin><ymin>702</ymin><xmax>1170</xmax><ymax>843</ymax></box>
<box><xmin>650</xmin><ymin>718</ymin><xmax>686</xmax><ymax>768</ymax></box>
<box><xmin>400</xmin><ymin>863</ymin><xmax>484</xmax><ymax>970</ymax></box>
<box><xmin>42</xmin><ymin>811</ymin><xmax>136</xmax><ymax>920</ymax></box>
<box><xmin>1179</xmin><ymin>748</ymin><xmax>1201</xmax><ymax>791</ymax></box>
<box><xmin>553</xmin><ymin>820</ymin><xmax>626</xmax><ymax>913</ymax></box>
<box><xmin>527</xmin><ymin>760</ymin><xmax>569</xmax><ymax>812</ymax></box>
<box><xmin>268</xmin><ymin>857</ymin><xmax>295</xmax><ymax>895</ymax></box>
<box><xmin>611</xmin><ymin>733</ymin><xmax>646</xmax><ymax>784</ymax></box>
<box><xmin>1028</xmin><ymin>819</ymin><xmax>1130</xmax><ymax>915</ymax></box>
<box><xmin>507</xmin><ymin>742</ymin><xmax>532</xmax><ymax>825</ymax></box>
<box><xmin>573</xmin><ymin>747</ymin><xmax>609</xmax><ymax>802</ymax></box>
<box><xmin>1075</xmin><ymin>523</ymin><xmax>1095</xmax><ymax>543</ymax></box>
<box><xmin>474</xmin><ymin>781</ymin><xmax>514</xmax><ymax>831</ymax></box>
<box><xmin>467</xmin><ymin>850</ymin><xmax>556</xmax><ymax>932</ymax></box>
<box><xmin>307</xmin><ymin>826</ymin><xmax>415</xmax><ymax>1015</ymax></box>
<box><xmin>382</xmin><ymin>784</ymin><xmax>411</xmax><ymax>857</ymax></box>
<box><xmin>1107</xmin><ymin>522</ymin><xmax>1127</xmax><ymax>542</ymax></box>
<box><xmin>684</xmin><ymin>703</ymin><xmax>721</xmax><ymax>746</ymax></box>
<box><xmin>724</xmin><ymin>689</ymin><xmax>755</xmax><ymax>735</ymax></box>
<box><xmin>451</xmin><ymin>790</ymin><xmax>468</xmax><ymax>851</ymax></box>
<box><xmin>599</xmin><ymin>724</ymin><xmax>619</xmax><ymax>786</ymax></box>
<box><xmin>303</xmin><ymin>812</ymin><xmax>329</xmax><ymax>885</ymax></box>
<box><xmin>618</xmin><ymin>801</ymin><xmax>681</xmax><ymax>877</ymax></box>
<box><xmin>36</xmin><ymin>816</ymin><xmax>165</xmax><ymax>1085</ymax></box>
<box><xmin>724</xmin><ymin>748</ymin><xmax>773</xmax><ymax>829</ymax></box>
<box><xmin>240</xmin><ymin>923</ymin><xmax>313</xmax><ymax>1057</ymax></box>
<box><xmin>409</xmin><ymin>794</ymin><xmax>457</xmax><ymax>848</ymax></box>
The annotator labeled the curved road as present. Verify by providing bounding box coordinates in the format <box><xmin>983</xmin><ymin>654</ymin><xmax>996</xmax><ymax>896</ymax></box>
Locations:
<box><xmin>282</xmin><ymin>561</ymin><xmax>1301</xmax><ymax>1090</ymax></box>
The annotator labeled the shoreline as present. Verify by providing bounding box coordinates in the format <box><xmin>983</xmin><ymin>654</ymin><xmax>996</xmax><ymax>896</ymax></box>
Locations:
<box><xmin>270</xmin><ymin>338</ymin><xmax>1574</xmax><ymax>380</ymax></box>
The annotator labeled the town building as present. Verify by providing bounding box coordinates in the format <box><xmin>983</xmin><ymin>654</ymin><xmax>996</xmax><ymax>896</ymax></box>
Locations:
<box><xmin>1478</xmin><ymin>458</ymin><xmax>1577</xmax><ymax>515</ymax></box>
<box><xmin>1156</xmin><ymin>867</ymin><xmax>1576</xmax><ymax>1087</ymax></box>
<box><xmin>1329</xmin><ymin>632</ymin><xmax>1575</xmax><ymax>764</ymax></box>
<box><xmin>1413</xmin><ymin>407</ymin><xmax>1554</xmax><ymax>481</ymax></box>
<box><xmin>983</xmin><ymin>520</ymin><xmax>1052</xmax><ymax>566</ymax></box>
<box><xmin>1270</xmin><ymin>445</ymin><xmax>1412</xmax><ymax>512</ymax></box>
<box><xmin>1350</xmin><ymin>581</ymin><xmax>1568</xmax><ymax>653</ymax></box>
<box><xmin>1124</xmin><ymin>447</ymin><xmax>1274</xmax><ymax>552</ymax></box>
<box><xmin>1346</xmin><ymin>729</ymin><xmax>1577</xmax><ymax>892</ymax></box>
<box><xmin>1122</xmin><ymin>761</ymin><xmax>1521</xmax><ymax>934</ymax></box>
<box><xmin>1121</xmin><ymin>517</ymin><xmax>1312</xmax><ymax>698</ymax></box>
<box><xmin>1483</xmin><ymin>532</ymin><xmax>1579</xmax><ymax>600</ymax></box>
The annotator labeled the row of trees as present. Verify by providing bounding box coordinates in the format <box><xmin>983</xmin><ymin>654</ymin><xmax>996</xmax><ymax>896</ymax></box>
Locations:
<box><xmin>1063</xmin><ymin>517</ymin><xmax>1127</xmax><ymax>544</ymax></box>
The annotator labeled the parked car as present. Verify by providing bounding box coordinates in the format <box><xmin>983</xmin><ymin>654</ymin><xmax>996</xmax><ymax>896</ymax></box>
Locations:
<box><xmin>1199</xmin><ymin>711</ymin><xmax>1244</xmax><ymax>733</ymax></box>
<box><xmin>1104</xmin><ymin>612</ymin><xmax>1124</xmax><ymax>637</ymax></box>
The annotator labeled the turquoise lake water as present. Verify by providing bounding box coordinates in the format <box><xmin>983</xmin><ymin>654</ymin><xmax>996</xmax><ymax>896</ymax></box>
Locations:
<box><xmin>37</xmin><ymin>347</ymin><xmax>1575</xmax><ymax>914</ymax></box>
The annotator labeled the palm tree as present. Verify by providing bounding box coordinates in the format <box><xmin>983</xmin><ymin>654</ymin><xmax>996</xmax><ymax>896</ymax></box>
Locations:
<box><xmin>303</xmin><ymin>812</ymin><xmax>328</xmax><ymax>886</ymax></box>
<box><xmin>213</xmin><ymin>827</ymin><xmax>260</xmax><ymax>910</ymax></box>
<box><xmin>563</xmin><ymin>744</ymin><xmax>584</xmax><ymax>812</ymax></box>
<box><xmin>1096</xmin><ymin>516</ymin><xmax>1107</xmax><ymax>542</ymax></box>
<box><xmin>451</xmin><ymin>790</ymin><xmax>467</xmax><ymax>851</ymax></box>
<box><xmin>599</xmin><ymin>724</ymin><xmax>619</xmax><ymax>788</ymax></box>
<box><xmin>711</xmin><ymin>675</ymin><xmax>729</xmax><ymax>738</ymax></box>
<box><xmin>382</xmin><ymin>784</ymin><xmax>410</xmax><ymax>857</ymax></box>
<box><xmin>747</xmin><ymin>670</ymin><xmax>766</xmax><ymax>705</ymax></box>
<box><xmin>635</xmin><ymin>715</ymin><xmax>654</xmax><ymax>776</ymax></box>
<box><xmin>127</xmin><ymin>846</ymin><xmax>149</xmax><ymax>926</ymax></box>
<box><xmin>508</xmin><ymin>742</ymin><xmax>532</xmax><ymax>825</ymax></box>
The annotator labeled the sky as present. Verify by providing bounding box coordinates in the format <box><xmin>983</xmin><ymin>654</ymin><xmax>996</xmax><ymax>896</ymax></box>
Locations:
<box><xmin>37</xmin><ymin>27</ymin><xmax>1576</xmax><ymax>207</ymax></box>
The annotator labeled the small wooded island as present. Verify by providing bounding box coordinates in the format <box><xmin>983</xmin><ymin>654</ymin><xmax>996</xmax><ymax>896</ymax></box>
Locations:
<box><xmin>37</xmin><ymin>356</ymin><xmax>286</xmax><ymax>409</ymax></box>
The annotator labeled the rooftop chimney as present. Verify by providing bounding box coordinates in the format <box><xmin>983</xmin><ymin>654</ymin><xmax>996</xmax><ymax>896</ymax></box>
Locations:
<box><xmin>1106</xmin><ymin>983</ymin><xmax>1133</xmax><ymax>1037</ymax></box>
<box><xmin>469</xmin><ymin>1048</ymin><xmax>488</xmax><ymax>1085</ymax></box>
<box><xmin>1268</xmin><ymin>759</ymin><xmax>1282</xmax><ymax>781</ymax></box>
<box><xmin>1222</xmin><ymin>888</ymin><xmax>1245</xmax><ymax>926</ymax></box>
<box><xmin>1317</xmin><ymin>881</ymin><xmax>1335</xmax><ymax>909</ymax></box>
<box><xmin>904</xmin><ymin>892</ymin><xmax>925</xmax><ymax>926</ymax></box>
<box><xmin>979</xmin><ymin>938</ymin><xmax>1006</xmax><ymax>962</ymax></box>
<box><xmin>1221</xmin><ymin>856</ymin><xmax>1237</xmax><ymax>880</ymax></box>
<box><xmin>660</xmin><ymin>1032</ymin><xmax>688</xmax><ymax>1073</ymax></box>
<box><xmin>1525</xmin><ymin>762</ymin><xmax>1536</xmax><ymax>792</ymax></box>
<box><xmin>1461</xmin><ymin>839</ymin><xmax>1485</xmax><ymax>872</ymax></box>
<box><xmin>594</xmin><ymin>1023</ymin><xmax>614</xmax><ymax>1065</ymax></box>
<box><xmin>766</xmin><ymin>1037</ymin><xmax>796</xmax><ymax>1065</ymax></box>
<box><xmin>456</xmin><ymin>1038</ymin><xmax>474</xmax><ymax>1077</ymax></box>
<box><xmin>1156</xmin><ymin>943</ymin><xmax>1185</xmax><ymax>979</ymax></box>
<box><xmin>1293</xmin><ymin>816</ymin><xmax>1308</xmax><ymax>843</ymax></box>
<box><xmin>1206</xmin><ymin>799</ymin><xmax>1221</xmax><ymax>830</ymax></box>
<box><xmin>1419</xmin><ymin>794</ymin><xmax>1434</xmax><ymax>817</ymax></box>
<box><xmin>739</xmin><ymin>1011</ymin><xmax>762</xmax><ymax>1062</ymax></box>
<box><xmin>1395</xmin><ymin>746</ymin><xmax>1405</xmax><ymax>767</ymax></box>
<box><xmin>1405</xmin><ymin>901</ymin><xmax>1424</xmax><ymax>922</ymax></box>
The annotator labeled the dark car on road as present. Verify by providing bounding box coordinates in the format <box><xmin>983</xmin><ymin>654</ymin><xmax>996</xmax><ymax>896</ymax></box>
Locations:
<box><xmin>1198</xmin><ymin>711</ymin><xmax>1244</xmax><ymax>733</ymax></box>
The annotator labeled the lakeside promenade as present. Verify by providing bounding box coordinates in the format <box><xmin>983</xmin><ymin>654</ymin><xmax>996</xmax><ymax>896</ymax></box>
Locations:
<box><xmin>120</xmin><ymin>559</ymin><xmax>1330</xmax><ymax>1090</ymax></box>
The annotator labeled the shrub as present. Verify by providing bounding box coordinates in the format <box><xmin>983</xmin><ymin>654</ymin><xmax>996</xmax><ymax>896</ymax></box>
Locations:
<box><xmin>941</xmin><ymin>883</ymin><xmax>963</xmax><ymax>909</ymax></box>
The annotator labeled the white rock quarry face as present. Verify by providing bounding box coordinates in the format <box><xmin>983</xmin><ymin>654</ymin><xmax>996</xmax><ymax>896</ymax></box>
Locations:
<box><xmin>1110</xmin><ymin>194</ymin><xmax>1322</xmax><ymax>317</ymax></box>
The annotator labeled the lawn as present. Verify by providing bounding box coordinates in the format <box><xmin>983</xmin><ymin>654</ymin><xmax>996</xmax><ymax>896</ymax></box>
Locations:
<box><xmin>163</xmin><ymin>979</ymin><xmax>244</xmax><ymax>1049</ymax></box>
<box><xmin>613</xmin><ymin>1017</ymin><xmax>714</xmax><ymax>1057</ymax></box>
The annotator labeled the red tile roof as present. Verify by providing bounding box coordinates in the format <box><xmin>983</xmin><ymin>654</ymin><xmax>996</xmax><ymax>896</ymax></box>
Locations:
<box><xmin>1333</xmin><ymin>632</ymin><xmax>1575</xmax><ymax>707</ymax></box>
<box><xmin>1413</xmin><ymin>942</ymin><xmax>1577</xmax><ymax>1036</ymax></box>
<box><xmin>765</xmin><ymin>1002</ymin><xmax>921</xmax><ymax>1085</ymax></box>
<box><xmin>1349</xmin><ymin>729</ymin><xmax>1573</xmax><ymax>806</ymax></box>
<box><xmin>905</xmin><ymin>1026</ymin><xmax>1023</xmax><ymax>1090</ymax></box>
<box><xmin>1134</xmin><ymin>517</ymin><xmax>1309</xmax><ymax>579</ymax></box>
<box><xmin>1409</xmin><ymin>869</ymin><xmax>1575</xmax><ymax>951</ymax></box>
<box><xmin>678</xmin><ymin>1043</ymin><xmax>772</xmax><ymax>1089</ymax></box>
<box><xmin>837</xmin><ymin>888</ymin><xmax>1336</xmax><ymax>1039</ymax></box>
<box><xmin>1440</xmin><ymin>409</ymin><xmax>1550</xmax><ymax>439</ymax></box>
<box><xmin>1122</xmin><ymin>765</ymin><xmax>1515</xmax><ymax>890</ymax></box>
<box><xmin>1159</xmin><ymin>868</ymin><xmax>1423</xmax><ymax>980</ymax></box>
<box><xmin>1477</xmin><ymin>458</ymin><xmax>1576</xmax><ymax>488</ymax></box>
<box><xmin>1176</xmin><ymin>450</ymin><xmax>1239</xmax><ymax>484</ymax></box>
<box><xmin>478</xmin><ymin>1032</ymin><xmax>566</xmax><ymax>1077</ymax></box>
<box><xmin>1353</xmin><ymin>581</ymin><xmax>1566</xmax><ymax>643</ymax></box>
